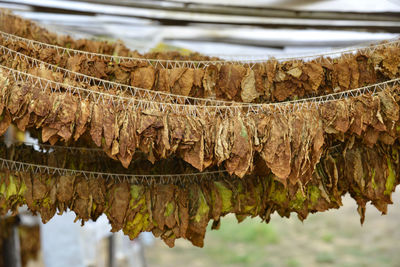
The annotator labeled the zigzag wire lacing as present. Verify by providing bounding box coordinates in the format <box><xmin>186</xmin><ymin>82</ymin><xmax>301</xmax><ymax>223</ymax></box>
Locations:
<box><xmin>1</xmin><ymin>11</ymin><xmax>400</xmax><ymax>67</ymax></box>
<box><xmin>0</xmin><ymin>140</ymin><xmax>229</xmax><ymax>185</ymax></box>
<box><xmin>0</xmin><ymin>44</ymin><xmax>241</xmax><ymax>106</ymax></box>
<box><xmin>1</xmin><ymin>64</ymin><xmax>400</xmax><ymax>118</ymax></box>
<box><xmin>0</xmin><ymin>157</ymin><xmax>230</xmax><ymax>186</ymax></box>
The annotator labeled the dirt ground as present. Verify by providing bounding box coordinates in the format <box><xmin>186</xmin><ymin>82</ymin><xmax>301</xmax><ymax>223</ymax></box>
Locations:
<box><xmin>145</xmin><ymin>191</ymin><xmax>400</xmax><ymax>267</ymax></box>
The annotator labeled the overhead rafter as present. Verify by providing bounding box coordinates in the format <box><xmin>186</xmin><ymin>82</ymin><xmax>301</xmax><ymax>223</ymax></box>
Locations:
<box><xmin>1</xmin><ymin>0</ymin><xmax>400</xmax><ymax>32</ymax></box>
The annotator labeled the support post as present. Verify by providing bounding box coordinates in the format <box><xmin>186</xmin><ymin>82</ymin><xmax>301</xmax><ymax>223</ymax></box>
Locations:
<box><xmin>108</xmin><ymin>235</ymin><xmax>115</xmax><ymax>267</ymax></box>
<box><xmin>2</xmin><ymin>220</ymin><xmax>22</xmax><ymax>267</ymax></box>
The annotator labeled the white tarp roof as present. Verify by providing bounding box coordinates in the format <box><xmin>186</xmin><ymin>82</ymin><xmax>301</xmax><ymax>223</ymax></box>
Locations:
<box><xmin>172</xmin><ymin>0</ymin><xmax>400</xmax><ymax>12</ymax></box>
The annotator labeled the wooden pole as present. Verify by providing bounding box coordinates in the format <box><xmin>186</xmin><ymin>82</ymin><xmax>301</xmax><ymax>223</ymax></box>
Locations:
<box><xmin>108</xmin><ymin>235</ymin><xmax>115</xmax><ymax>267</ymax></box>
<box><xmin>2</xmin><ymin>219</ymin><xmax>22</xmax><ymax>267</ymax></box>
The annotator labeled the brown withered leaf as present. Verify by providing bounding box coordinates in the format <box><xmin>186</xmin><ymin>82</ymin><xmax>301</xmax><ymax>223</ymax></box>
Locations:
<box><xmin>186</xmin><ymin>185</ymin><xmax>209</xmax><ymax>248</ymax></box>
<box><xmin>252</xmin><ymin>63</ymin><xmax>265</xmax><ymax>93</ymax></box>
<box><xmin>348</xmin><ymin>57</ymin><xmax>360</xmax><ymax>89</ymax></box>
<box><xmin>57</xmin><ymin>94</ymin><xmax>78</xmax><ymax>141</ymax></box>
<box><xmin>41</xmin><ymin>127</ymin><xmax>58</xmax><ymax>143</ymax></box>
<box><xmin>273</xmin><ymin>80</ymin><xmax>298</xmax><ymax>102</ymax></box>
<box><xmin>131</xmin><ymin>66</ymin><xmax>155</xmax><ymax>90</ymax></box>
<box><xmin>117</xmin><ymin>111</ymin><xmax>136</xmax><ymax>168</ymax></box>
<box><xmin>225</xmin><ymin>116</ymin><xmax>252</xmax><ymax>178</ymax></box>
<box><xmin>364</xmin><ymin>127</ymin><xmax>380</xmax><ymax>147</ymax></box>
<box><xmin>15</xmin><ymin>112</ymin><xmax>30</xmax><ymax>131</ymax></box>
<box><xmin>102</xmin><ymin>103</ymin><xmax>115</xmax><ymax>149</ymax></box>
<box><xmin>215</xmin><ymin>118</ymin><xmax>232</xmax><ymax>165</ymax></box>
<box><xmin>181</xmin><ymin>117</ymin><xmax>205</xmax><ymax>171</ymax></box>
<box><xmin>264</xmin><ymin>60</ymin><xmax>277</xmax><ymax>94</ymax></box>
<box><xmin>216</xmin><ymin>65</ymin><xmax>246</xmax><ymax>100</ymax></box>
<box><xmin>333</xmin><ymin>58</ymin><xmax>351</xmax><ymax>90</ymax></box>
<box><xmin>356</xmin><ymin>54</ymin><xmax>376</xmax><ymax>86</ymax></box>
<box><xmin>92</xmin><ymin>61</ymin><xmax>108</xmax><ymax>79</ymax></box>
<box><xmin>0</xmin><ymin>111</ymin><xmax>11</xmax><ymax>135</ymax></box>
<box><xmin>74</xmin><ymin>99</ymin><xmax>91</xmax><ymax>141</ymax></box>
<box><xmin>260</xmin><ymin>114</ymin><xmax>291</xmax><ymax>181</ymax></box>
<box><xmin>66</xmin><ymin>55</ymin><xmax>84</xmax><ymax>73</ymax></box>
<box><xmin>56</xmin><ymin>175</ymin><xmax>75</xmax><ymax>203</ymax></box>
<box><xmin>156</xmin><ymin>69</ymin><xmax>170</xmax><ymax>92</ymax></box>
<box><xmin>38</xmin><ymin>66</ymin><xmax>63</xmax><ymax>82</ymax></box>
<box><xmin>241</xmin><ymin>69</ymin><xmax>260</xmax><ymax>103</ymax></box>
<box><xmin>21</xmin><ymin>172</ymin><xmax>34</xmax><ymax>208</ymax></box>
<box><xmin>202</xmin><ymin>65</ymin><xmax>218</xmax><ymax>98</ymax></box>
<box><xmin>89</xmin><ymin>178</ymin><xmax>107</xmax><ymax>219</ymax></box>
<box><xmin>288</xmin><ymin>111</ymin><xmax>324</xmax><ymax>185</ymax></box>
<box><xmin>382</xmin><ymin>47</ymin><xmax>400</xmax><ymax>77</ymax></box>
<box><xmin>152</xmin><ymin>185</ymin><xmax>176</xmax><ymax>231</ymax></box>
<box><xmin>287</xmin><ymin>66</ymin><xmax>302</xmax><ymax>78</ymax></box>
<box><xmin>107</xmin><ymin>182</ymin><xmax>130</xmax><ymax>232</ymax></box>
<box><xmin>28</xmin><ymin>88</ymin><xmax>51</xmax><ymax>118</ymax></box>
<box><xmin>182</xmin><ymin>136</ymin><xmax>204</xmax><ymax>171</ymax></box>
<box><xmin>114</xmin><ymin>68</ymin><xmax>130</xmax><ymax>83</ymax></box>
<box><xmin>320</xmin><ymin>101</ymin><xmax>350</xmax><ymax>134</ymax></box>
<box><xmin>378</xmin><ymin>89</ymin><xmax>399</xmax><ymax>122</ymax></box>
<box><xmin>176</xmin><ymin>188</ymin><xmax>189</xmax><ymax>238</ymax></box>
<box><xmin>32</xmin><ymin>175</ymin><xmax>48</xmax><ymax>201</ymax></box>
<box><xmin>303</xmin><ymin>62</ymin><xmax>323</xmax><ymax>92</ymax></box>
<box><xmin>170</xmin><ymin>68</ymin><xmax>194</xmax><ymax>96</ymax></box>
<box><xmin>8</xmin><ymin>84</ymin><xmax>30</xmax><ymax>115</ymax></box>
<box><xmin>191</xmin><ymin>69</ymin><xmax>205</xmax><ymax>98</ymax></box>
<box><xmin>348</xmin><ymin>95</ymin><xmax>377</xmax><ymax>136</ymax></box>
<box><xmin>72</xmin><ymin>177</ymin><xmax>91</xmax><ymax>222</ymax></box>
<box><xmin>90</xmin><ymin>103</ymin><xmax>103</xmax><ymax>147</ymax></box>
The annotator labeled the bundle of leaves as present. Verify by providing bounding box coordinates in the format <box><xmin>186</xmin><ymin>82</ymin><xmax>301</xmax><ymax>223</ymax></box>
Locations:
<box><xmin>0</xmin><ymin>9</ymin><xmax>400</xmax><ymax>248</ymax></box>
<box><xmin>0</xmin><ymin>69</ymin><xmax>399</xmax><ymax>179</ymax></box>
<box><xmin>0</xmin><ymin>10</ymin><xmax>399</xmax><ymax>103</ymax></box>
<box><xmin>0</xmin><ymin>140</ymin><xmax>398</xmax><ymax>247</ymax></box>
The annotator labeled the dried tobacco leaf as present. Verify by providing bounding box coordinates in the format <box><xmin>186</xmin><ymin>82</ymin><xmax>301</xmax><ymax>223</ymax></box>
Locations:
<box><xmin>202</xmin><ymin>65</ymin><xmax>218</xmax><ymax>98</ymax></box>
<box><xmin>117</xmin><ymin>111</ymin><xmax>137</xmax><ymax>168</ymax></box>
<box><xmin>216</xmin><ymin>65</ymin><xmax>246</xmax><ymax>100</ymax></box>
<box><xmin>0</xmin><ymin>137</ymin><xmax>399</xmax><ymax>248</ymax></box>
<box><xmin>260</xmin><ymin>114</ymin><xmax>291</xmax><ymax>181</ymax></box>
<box><xmin>381</xmin><ymin>47</ymin><xmax>400</xmax><ymax>78</ymax></box>
<box><xmin>241</xmin><ymin>69</ymin><xmax>260</xmax><ymax>102</ymax></box>
<box><xmin>102</xmin><ymin>103</ymin><xmax>115</xmax><ymax>149</ymax></box>
<box><xmin>170</xmin><ymin>68</ymin><xmax>194</xmax><ymax>97</ymax></box>
<box><xmin>131</xmin><ymin>66</ymin><xmax>155</xmax><ymax>90</ymax></box>
<box><xmin>225</xmin><ymin>116</ymin><xmax>252</xmax><ymax>177</ymax></box>
<box><xmin>57</xmin><ymin>94</ymin><xmax>78</xmax><ymax>141</ymax></box>
<box><xmin>107</xmin><ymin>182</ymin><xmax>130</xmax><ymax>232</ymax></box>
<box><xmin>333</xmin><ymin>57</ymin><xmax>351</xmax><ymax>91</ymax></box>
<box><xmin>90</xmin><ymin>103</ymin><xmax>103</xmax><ymax>147</ymax></box>
<box><xmin>74</xmin><ymin>99</ymin><xmax>92</xmax><ymax>141</ymax></box>
<box><xmin>303</xmin><ymin>62</ymin><xmax>324</xmax><ymax>92</ymax></box>
<box><xmin>0</xmin><ymin>111</ymin><xmax>11</xmax><ymax>135</ymax></box>
<box><xmin>2</xmin><ymin>11</ymin><xmax>400</xmax><ymax>104</ymax></box>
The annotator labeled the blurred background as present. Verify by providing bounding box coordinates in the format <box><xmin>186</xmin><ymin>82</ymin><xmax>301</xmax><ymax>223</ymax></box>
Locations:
<box><xmin>1</xmin><ymin>0</ymin><xmax>400</xmax><ymax>266</ymax></box>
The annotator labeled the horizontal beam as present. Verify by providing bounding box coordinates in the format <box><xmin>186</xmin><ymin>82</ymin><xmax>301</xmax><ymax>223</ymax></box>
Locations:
<box><xmin>1</xmin><ymin>0</ymin><xmax>400</xmax><ymax>32</ymax></box>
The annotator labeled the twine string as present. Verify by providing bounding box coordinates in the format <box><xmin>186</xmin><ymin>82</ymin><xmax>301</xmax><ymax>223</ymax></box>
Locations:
<box><xmin>1</xmin><ymin>64</ymin><xmax>399</xmax><ymax>118</ymax></box>
<box><xmin>0</xmin><ymin>157</ymin><xmax>229</xmax><ymax>185</ymax></box>
<box><xmin>0</xmin><ymin>44</ymin><xmax>241</xmax><ymax>106</ymax></box>
<box><xmin>0</xmin><ymin>26</ymin><xmax>399</xmax><ymax>68</ymax></box>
